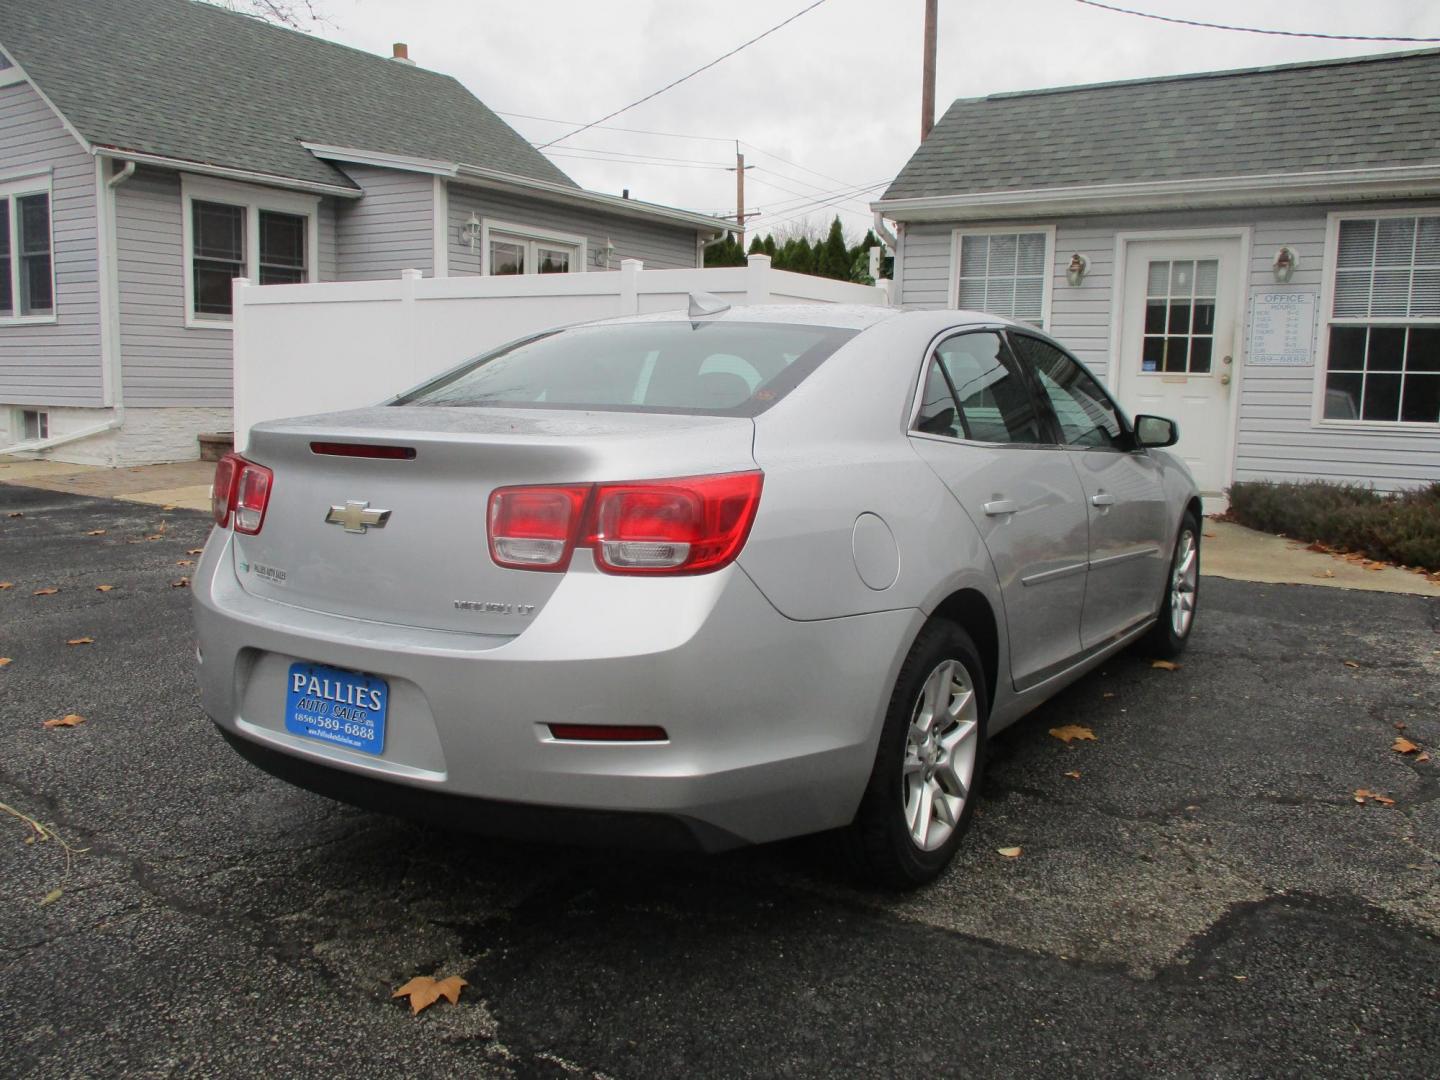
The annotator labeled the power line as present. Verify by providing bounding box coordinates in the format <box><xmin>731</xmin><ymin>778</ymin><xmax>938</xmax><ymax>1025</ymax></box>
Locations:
<box><xmin>536</xmin><ymin>0</ymin><xmax>833</xmax><ymax>149</ymax></box>
<box><xmin>741</xmin><ymin>141</ymin><xmax>860</xmax><ymax>191</ymax></box>
<box><xmin>756</xmin><ymin>180</ymin><xmax>893</xmax><ymax>231</ymax></box>
<box><xmin>545</xmin><ymin>152</ymin><xmax>734</xmax><ymax>172</ymax></box>
<box><xmin>1073</xmin><ymin>0</ymin><xmax>1440</xmax><ymax>42</ymax></box>
<box><xmin>498</xmin><ymin>110</ymin><xmax>736</xmax><ymax>144</ymax></box>
<box><xmin>542</xmin><ymin>143</ymin><xmax>732</xmax><ymax>167</ymax></box>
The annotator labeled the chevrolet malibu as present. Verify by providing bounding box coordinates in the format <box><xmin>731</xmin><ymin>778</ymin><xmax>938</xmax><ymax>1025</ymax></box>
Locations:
<box><xmin>194</xmin><ymin>302</ymin><xmax>1200</xmax><ymax>887</ymax></box>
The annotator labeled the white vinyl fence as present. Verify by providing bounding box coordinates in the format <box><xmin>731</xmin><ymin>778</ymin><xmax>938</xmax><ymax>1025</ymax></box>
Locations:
<box><xmin>232</xmin><ymin>255</ymin><xmax>891</xmax><ymax>450</ymax></box>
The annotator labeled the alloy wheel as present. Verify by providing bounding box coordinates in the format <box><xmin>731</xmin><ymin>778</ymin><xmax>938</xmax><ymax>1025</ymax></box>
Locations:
<box><xmin>902</xmin><ymin>659</ymin><xmax>980</xmax><ymax>852</ymax></box>
<box><xmin>1170</xmin><ymin>528</ymin><xmax>1199</xmax><ymax>638</ymax></box>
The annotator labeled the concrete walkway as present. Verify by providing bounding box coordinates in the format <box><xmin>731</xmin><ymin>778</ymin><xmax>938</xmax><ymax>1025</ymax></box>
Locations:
<box><xmin>0</xmin><ymin>456</ymin><xmax>213</xmax><ymax>512</ymax></box>
<box><xmin>1202</xmin><ymin>519</ymin><xmax>1439</xmax><ymax>595</ymax></box>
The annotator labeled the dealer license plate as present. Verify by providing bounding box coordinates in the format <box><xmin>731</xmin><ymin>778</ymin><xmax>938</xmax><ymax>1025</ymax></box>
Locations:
<box><xmin>284</xmin><ymin>662</ymin><xmax>388</xmax><ymax>756</ymax></box>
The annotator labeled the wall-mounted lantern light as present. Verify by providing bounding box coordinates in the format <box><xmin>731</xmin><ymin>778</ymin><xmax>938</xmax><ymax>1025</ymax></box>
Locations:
<box><xmin>462</xmin><ymin>212</ymin><xmax>483</xmax><ymax>252</ymax></box>
<box><xmin>593</xmin><ymin>237</ymin><xmax>616</xmax><ymax>268</ymax></box>
<box><xmin>1066</xmin><ymin>253</ymin><xmax>1089</xmax><ymax>287</ymax></box>
<box><xmin>1272</xmin><ymin>246</ymin><xmax>1299</xmax><ymax>283</ymax></box>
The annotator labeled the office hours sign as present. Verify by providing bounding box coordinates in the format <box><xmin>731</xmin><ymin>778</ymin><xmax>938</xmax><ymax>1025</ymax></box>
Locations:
<box><xmin>1248</xmin><ymin>291</ymin><xmax>1318</xmax><ymax>367</ymax></box>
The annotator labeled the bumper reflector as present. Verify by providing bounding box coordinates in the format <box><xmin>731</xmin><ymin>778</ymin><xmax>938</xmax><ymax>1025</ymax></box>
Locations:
<box><xmin>548</xmin><ymin>724</ymin><xmax>668</xmax><ymax>742</ymax></box>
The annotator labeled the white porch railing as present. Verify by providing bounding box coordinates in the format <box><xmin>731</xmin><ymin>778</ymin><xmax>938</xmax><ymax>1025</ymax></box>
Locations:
<box><xmin>232</xmin><ymin>255</ymin><xmax>891</xmax><ymax>450</ymax></box>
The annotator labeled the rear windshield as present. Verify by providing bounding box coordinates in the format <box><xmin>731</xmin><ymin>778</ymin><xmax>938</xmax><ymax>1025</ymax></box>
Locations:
<box><xmin>393</xmin><ymin>321</ymin><xmax>858</xmax><ymax>417</ymax></box>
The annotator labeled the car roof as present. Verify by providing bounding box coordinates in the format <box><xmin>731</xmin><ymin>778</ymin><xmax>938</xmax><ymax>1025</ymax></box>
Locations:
<box><xmin>587</xmin><ymin>303</ymin><xmax>1026</xmax><ymax>334</ymax></box>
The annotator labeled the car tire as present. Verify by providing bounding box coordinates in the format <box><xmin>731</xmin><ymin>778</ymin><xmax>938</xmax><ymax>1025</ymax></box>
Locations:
<box><xmin>846</xmin><ymin>620</ymin><xmax>989</xmax><ymax>890</ymax></box>
<box><xmin>1146</xmin><ymin>510</ymin><xmax>1201</xmax><ymax>659</ymax></box>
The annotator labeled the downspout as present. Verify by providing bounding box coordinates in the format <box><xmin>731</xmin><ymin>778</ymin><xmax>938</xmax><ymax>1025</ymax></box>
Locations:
<box><xmin>873</xmin><ymin>211</ymin><xmax>900</xmax><ymax>306</ymax></box>
<box><xmin>5</xmin><ymin>159</ymin><xmax>136</xmax><ymax>456</ymax></box>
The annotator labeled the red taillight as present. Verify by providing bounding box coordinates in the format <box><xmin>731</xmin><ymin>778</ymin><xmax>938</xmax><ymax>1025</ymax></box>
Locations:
<box><xmin>487</xmin><ymin>485</ymin><xmax>589</xmax><ymax>571</ymax></box>
<box><xmin>486</xmin><ymin>471</ymin><xmax>762</xmax><ymax>576</ymax></box>
<box><xmin>211</xmin><ymin>452</ymin><xmax>274</xmax><ymax>535</ymax></box>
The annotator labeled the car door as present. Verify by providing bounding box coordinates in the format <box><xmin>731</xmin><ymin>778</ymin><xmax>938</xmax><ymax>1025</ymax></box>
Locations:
<box><xmin>908</xmin><ymin>328</ymin><xmax>1090</xmax><ymax>690</ymax></box>
<box><xmin>1008</xmin><ymin>332</ymin><xmax>1171</xmax><ymax>650</ymax></box>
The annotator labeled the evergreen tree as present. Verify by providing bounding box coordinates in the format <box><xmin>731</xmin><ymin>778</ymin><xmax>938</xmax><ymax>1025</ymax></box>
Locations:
<box><xmin>747</xmin><ymin>235</ymin><xmax>766</xmax><ymax>257</ymax></box>
<box><xmin>793</xmin><ymin>237</ymin><xmax>815</xmax><ymax>274</ymax></box>
<box><xmin>763</xmin><ymin>235</ymin><xmax>777</xmax><ymax>258</ymax></box>
<box><xmin>818</xmin><ymin>216</ymin><xmax>850</xmax><ymax>280</ymax></box>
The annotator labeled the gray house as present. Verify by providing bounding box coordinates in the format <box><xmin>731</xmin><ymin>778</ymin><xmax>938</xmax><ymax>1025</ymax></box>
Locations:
<box><xmin>875</xmin><ymin>50</ymin><xmax>1440</xmax><ymax>500</ymax></box>
<box><xmin>0</xmin><ymin>0</ymin><xmax>725</xmax><ymax>465</ymax></box>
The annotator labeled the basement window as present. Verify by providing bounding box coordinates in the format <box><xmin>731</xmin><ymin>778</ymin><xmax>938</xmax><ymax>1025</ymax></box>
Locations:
<box><xmin>21</xmin><ymin>408</ymin><xmax>49</xmax><ymax>441</ymax></box>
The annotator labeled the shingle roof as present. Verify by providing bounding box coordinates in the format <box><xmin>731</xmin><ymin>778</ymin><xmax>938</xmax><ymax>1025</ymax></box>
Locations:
<box><xmin>0</xmin><ymin>0</ymin><xmax>576</xmax><ymax>191</ymax></box>
<box><xmin>882</xmin><ymin>48</ymin><xmax>1440</xmax><ymax>203</ymax></box>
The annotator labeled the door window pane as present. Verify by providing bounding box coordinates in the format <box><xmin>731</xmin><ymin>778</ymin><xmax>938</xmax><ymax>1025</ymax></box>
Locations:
<box><xmin>933</xmin><ymin>332</ymin><xmax>1043</xmax><ymax>444</ymax></box>
<box><xmin>193</xmin><ymin>201</ymin><xmax>245</xmax><ymax>316</ymax></box>
<box><xmin>1012</xmin><ymin>334</ymin><xmax>1125</xmax><ymax>449</ymax></box>
<box><xmin>1141</xmin><ymin>258</ymin><xmax>1217</xmax><ymax>375</ymax></box>
<box><xmin>258</xmin><ymin>210</ymin><xmax>306</xmax><ymax>285</ymax></box>
<box><xmin>17</xmin><ymin>193</ymin><xmax>52</xmax><ymax>315</ymax></box>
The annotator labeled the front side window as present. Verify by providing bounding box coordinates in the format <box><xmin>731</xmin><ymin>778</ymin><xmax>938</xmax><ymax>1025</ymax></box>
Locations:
<box><xmin>486</xmin><ymin>229</ymin><xmax>579</xmax><ymax>276</ymax></box>
<box><xmin>1323</xmin><ymin>215</ymin><xmax>1440</xmax><ymax>423</ymax></box>
<box><xmin>956</xmin><ymin>231</ymin><xmax>1047</xmax><ymax>327</ymax></box>
<box><xmin>923</xmin><ymin>331</ymin><xmax>1045</xmax><ymax>444</ymax></box>
<box><xmin>1011</xmin><ymin>334</ymin><xmax>1126</xmax><ymax>449</ymax></box>
<box><xmin>0</xmin><ymin>184</ymin><xmax>54</xmax><ymax>319</ymax></box>
<box><xmin>396</xmin><ymin>321</ymin><xmax>856</xmax><ymax>417</ymax></box>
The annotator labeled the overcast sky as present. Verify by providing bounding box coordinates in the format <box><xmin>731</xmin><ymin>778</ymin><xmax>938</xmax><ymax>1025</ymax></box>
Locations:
<box><xmin>293</xmin><ymin>0</ymin><xmax>1440</xmax><ymax>239</ymax></box>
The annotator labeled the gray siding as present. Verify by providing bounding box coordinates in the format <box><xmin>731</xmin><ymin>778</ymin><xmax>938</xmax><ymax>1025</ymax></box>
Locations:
<box><xmin>334</xmin><ymin>165</ymin><xmax>433</xmax><ymax>280</ymax></box>
<box><xmin>895</xmin><ymin>204</ymin><xmax>1440</xmax><ymax>490</ymax></box>
<box><xmin>115</xmin><ymin>168</ymin><xmax>343</xmax><ymax>409</ymax></box>
<box><xmin>0</xmin><ymin>79</ymin><xmax>102</xmax><ymax>407</ymax></box>
<box><xmin>446</xmin><ymin>182</ymin><xmax>699</xmax><ymax>276</ymax></box>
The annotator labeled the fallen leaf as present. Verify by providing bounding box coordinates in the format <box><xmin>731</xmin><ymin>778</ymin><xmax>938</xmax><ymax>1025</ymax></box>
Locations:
<box><xmin>1151</xmin><ymin>659</ymin><xmax>1181</xmax><ymax>671</ymax></box>
<box><xmin>392</xmin><ymin>975</ymin><xmax>468</xmax><ymax>1015</ymax></box>
<box><xmin>95</xmin><ymin>585</ymin><xmax>115</xmax><ymax>592</ymax></box>
<box><xmin>1354</xmin><ymin>789</ymin><xmax>1395</xmax><ymax>806</ymax></box>
<box><xmin>65</xmin><ymin>637</ymin><xmax>94</xmax><ymax>646</ymax></box>
<box><xmin>32</xmin><ymin>587</ymin><xmax>58</xmax><ymax>596</ymax></box>
<box><xmin>176</xmin><ymin>559</ymin><xmax>194</xmax><ymax>567</ymax></box>
<box><xmin>1306</xmin><ymin>542</ymin><xmax>1330</xmax><ymax>554</ymax></box>
<box><xmin>42</xmin><ymin>714</ymin><xmax>86</xmax><ymax>729</ymax></box>
<box><xmin>155</xmin><ymin>520</ymin><xmax>167</xmax><ymax>535</ymax></box>
<box><xmin>1343</xmin><ymin>660</ymin><xmax>1359</xmax><ymax>668</ymax></box>
<box><xmin>1393</xmin><ymin>737</ymin><xmax>1420</xmax><ymax>754</ymax></box>
<box><xmin>1313</xmin><ymin>569</ymin><xmax>1336</xmax><ymax>579</ymax></box>
<box><xmin>0</xmin><ymin>581</ymin><xmax>12</xmax><ymax>589</ymax></box>
<box><xmin>1418</xmin><ymin>752</ymin><xmax>1432</xmax><ymax>763</ymax></box>
<box><xmin>161</xmin><ymin>505</ymin><xmax>177</xmax><ymax>511</ymax></box>
<box><xmin>144</xmin><ymin>534</ymin><xmax>164</xmax><ymax>542</ymax></box>
<box><xmin>1049</xmin><ymin>724</ymin><xmax>1096</xmax><ymax>744</ymax></box>
<box><xmin>86</xmin><ymin>529</ymin><xmax>106</xmax><ymax>536</ymax></box>
<box><xmin>1203</xmin><ymin>531</ymin><xmax>1216</xmax><ymax>538</ymax></box>
<box><xmin>7</xmin><ymin>511</ymin><xmax>21</xmax><ymax>518</ymax></box>
<box><xmin>1367</xmin><ymin>564</ymin><xmax>1385</xmax><ymax>572</ymax></box>
<box><xmin>187</xmin><ymin>548</ymin><xmax>204</xmax><ymax>556</ymax></box>
<box><xmin>0</xmin><ymin>658</ymin><xmax>11</xmax><ymax>667</ymax></box>
<box><xmin>170</xmin><ymin>577</ymin><xmax>190</xmax><ymax>589</ymax></box>
<box><xmin>996</xmin><ymin>846</ymin><xmax>1023</xmax><ymax>858</ymax></box>
<box><xmin>39</xmin><ymin>888</ymin><xmax>62</xmax><ymax>906</ymax></box>
<box><xmin>1063</xmin><ymin>770</ymin><xmax>1082</xmax><ymax>779</ymax></box>
<box><xmin>126</xmin><ymin>539</ymin><xmax>143</xmax><ymax>545</ymax></box>
<box><xmin>1102</xmin><ymin>691</ymin><xmax>1116</xmax><ymax>699</ymax></box>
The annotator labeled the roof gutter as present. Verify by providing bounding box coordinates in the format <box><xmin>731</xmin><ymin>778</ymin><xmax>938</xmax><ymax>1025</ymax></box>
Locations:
<box><xmin>873</xmin><ymin>163</ymin><xmax>1440</xmax><ymax>221</ymax></box>
<box><xmin>301</xmin><ymin>143</ymin><xmax>729</xmax><ymax>236</ymax></box>
<box><xmin>97</xmin><ymin>147</ymin><xmax>363</xmax><ymax>198</ymax></box>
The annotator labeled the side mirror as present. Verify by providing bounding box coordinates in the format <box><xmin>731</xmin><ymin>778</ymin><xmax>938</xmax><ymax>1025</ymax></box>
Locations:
<box><xmin>1133</xmin><ymin>414</ymin><xmax>1179</xmax><ymax>449</ymax></box>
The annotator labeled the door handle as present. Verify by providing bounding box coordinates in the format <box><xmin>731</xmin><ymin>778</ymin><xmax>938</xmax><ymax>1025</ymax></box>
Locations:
<box><xmin>982</xmin><ymin>499</ymin><xmax>1017</xmax><ymax>516</ymax></box>
<box><xmin>1090</xmin><ymin>493</ymin><xmax>1116</xmax><ymax>507</ymax></box>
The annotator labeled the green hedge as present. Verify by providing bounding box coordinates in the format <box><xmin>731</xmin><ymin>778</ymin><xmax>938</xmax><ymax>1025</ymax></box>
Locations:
<box><xmin>1226</xmin><ymin>480</ymin><xmax>1440</xmax><ymax>573</ymax></box>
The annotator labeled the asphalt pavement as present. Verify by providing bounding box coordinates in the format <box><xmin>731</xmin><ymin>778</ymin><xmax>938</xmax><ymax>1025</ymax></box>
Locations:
<box><xmin>2</xmin><ymin>484</ymin><xmax>1438</xmax><ymax>1079</ymax></box>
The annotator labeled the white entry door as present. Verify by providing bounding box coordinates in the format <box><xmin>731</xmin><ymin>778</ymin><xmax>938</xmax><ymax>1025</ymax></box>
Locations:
<box><xmin>1116</xmin><ymin>237</ymin><xmax>1242</xmax><ymax>497</ymax></box>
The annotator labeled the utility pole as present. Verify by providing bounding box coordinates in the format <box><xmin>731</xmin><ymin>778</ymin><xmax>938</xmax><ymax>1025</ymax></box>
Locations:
<box><xmin>921</xmin><ymin>0</ymin><xmax>937</xmax><ymax>141</ymax></box>
<box><xmin>729</xmin><ymin>142</ymin><xmax>756</xmax><ymax>249</ymax></box>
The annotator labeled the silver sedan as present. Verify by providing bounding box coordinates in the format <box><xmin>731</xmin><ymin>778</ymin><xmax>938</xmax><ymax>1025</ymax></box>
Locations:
<box><xmin>193</xmin><ymin>302</ymin><xmax>1200</xmax><ymax>887</ymax></box>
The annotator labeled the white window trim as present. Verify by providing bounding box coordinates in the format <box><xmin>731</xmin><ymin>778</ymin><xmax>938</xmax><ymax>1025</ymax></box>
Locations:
<box><xmin>0</xmin><ymin>172</ymin><xmax>57</xmax><ymax>326</ymax></box>
<box><xmin>478</xmin><ymin>218</ymin><xmax>587</xmax><ymax>277</ymax></box>
<box><xmin>0</xmin><ymin>67</ymin><xmax>24</xmax><ymax>89</ymax></box>
<box><xmin>181</xmin><ymin>174</ymin><xmax>319</xmax><ymax>330</ymax></box>
<box><xmin>948</xmin><ymin>224</ymin><xmax>1056</xmax><ymax>329</ymax></box>
<box><xmin>1313</xmin><ymin>207</ymin><xmax>1440</xmax><ymax>431</ymax></box>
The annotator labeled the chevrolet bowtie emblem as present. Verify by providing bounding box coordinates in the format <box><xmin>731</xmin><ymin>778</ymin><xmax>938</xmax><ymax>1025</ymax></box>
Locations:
<box><xmin>324</xmin><ymin>500</ymin><xmax>391</xmax><ymax>534</ymax></box>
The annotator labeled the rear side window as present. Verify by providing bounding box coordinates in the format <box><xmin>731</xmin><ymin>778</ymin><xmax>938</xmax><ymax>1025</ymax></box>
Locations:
<box><xmin>918</xmin><ymin>331</ymin><xmax>1044</xmax><ymax>444</ymax></box>
<box><xmin>1010</xmin><ymin>334</ymin><xmax>1126</xmax><ymax>449</ymax></box>
<box><xmin>394</xmin><ymin>321</ymin><xmax>858</xmax><ymax>417</ymax></box>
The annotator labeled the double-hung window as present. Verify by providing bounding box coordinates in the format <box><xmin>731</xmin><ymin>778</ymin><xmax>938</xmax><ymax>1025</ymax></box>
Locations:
<box><xmin>182</xmin><ymin>176</ymin><xmax>317</xmax><ymax>326</ymax></box>
<box><xmin>0</xmin><ymin>176</ymin><xmax>55</xmax><ymax>322</ymax></box>
<box><xmin>481</xmin><ymin>221</ymin><xmax>584</xmax><ymax>277</ymax></box>
<box><xmin>953</xmin><ymin>228</ymin><xmax>1052</xmax><ymax>328</ymax></box>
<box><xmin>1322</xmin><ymin>213</ymin><xmax>1440</xmax><ymax>425</ymax></box>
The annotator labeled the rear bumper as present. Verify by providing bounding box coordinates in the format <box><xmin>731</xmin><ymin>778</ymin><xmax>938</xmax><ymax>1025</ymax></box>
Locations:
<box><xmin>193</xmin><ymin>528</ymin><xmax>920</xmax><ymax>846</ymax></box>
